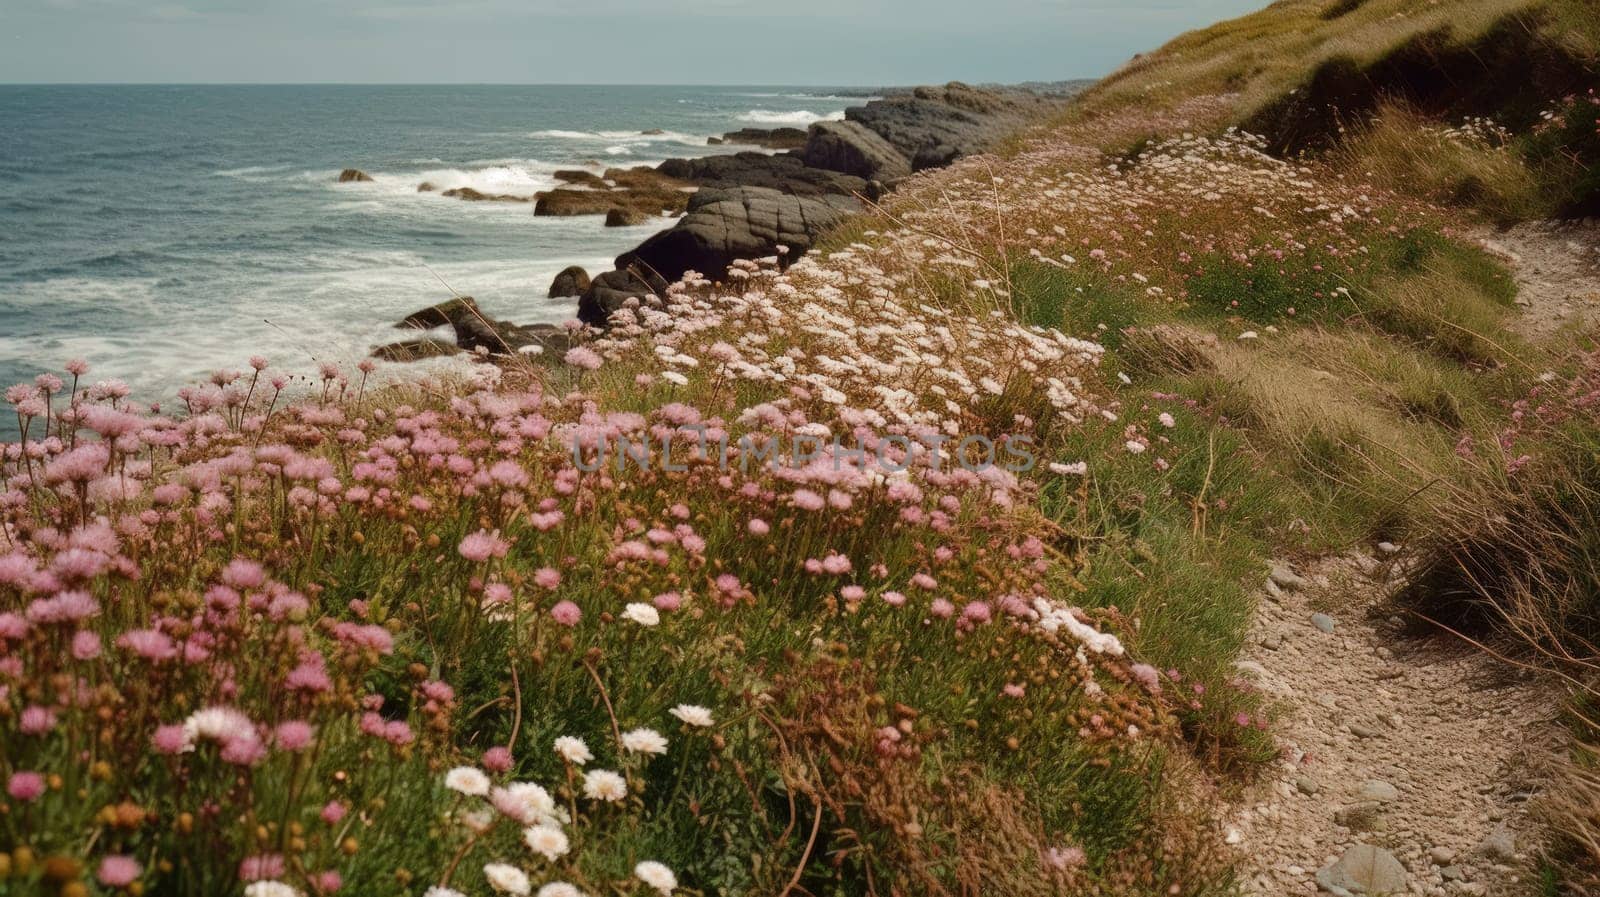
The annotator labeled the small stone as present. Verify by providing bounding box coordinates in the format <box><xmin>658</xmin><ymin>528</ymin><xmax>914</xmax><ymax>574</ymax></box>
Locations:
<box><xmin>1311</xmin><ymin>612</ymin><xmax>1336</xmax><ymax>633</ymax></box>
<box><xmin>1350</xmin><ymin>722</ymin><xmax>1380</xmax><ymax>739</ymax></box>
<box><xmin>1358</xmin><ymin>780</ymin><xmax>1399</xmax><ymax>803</ymax></box>
<box><xmin>1428</xmin><ymin>847</ymin><xmax>1456</xmax><ymax>865</ymax></box>
<box><xmin>1315</xmin><ymin>844</ymin><xmax>1407</xmax><ymax>897</ymax></box>
<box><xmin>1477</xmin><ymin>826</ymin><xmax>1515</xmax><ymax>861</ymax></box>
<box><xmin>1270</xmin><ymin>563</ymin><xmax>1307</xmax><ymax>590</ymax></box>
<box><xmin>1225</xmin><ymin>827</ymin><xmax>1243</xmax><ymax>845</ymax></box>
<box><xmin>1233</xmin><ymin>660</ymin><xmax>1269</xmax><ymax>678</ymax></box>
<box><xmin>1262</xmin><ymin>632</ymin><xmax>1284</xmax><ymax>650</ymax></box>
<box><xmin>1377</xmin><ymin>541</ymin><xmax>1400</xmax><ymax>554</ymax></box>
<box><xmin>1440</xmin><ymin>865</ymin><xmax>1464</xmax><ymax>882</ymax></box>
<box><xmin>1334</xmin><ymin>802</ymin><xmax>1386</xmax><ymax>832</ymax></box>
<box><xmin>1296</xmin><ymin>776</ymin><xmax>1320</xmax><ymax>795</ymax></box>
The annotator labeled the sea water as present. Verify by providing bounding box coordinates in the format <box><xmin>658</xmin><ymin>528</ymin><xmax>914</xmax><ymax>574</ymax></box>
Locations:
<box><xmin>0</xmin><ymin>84</ymin><xmax>855</xmax><ymax>423</ymax></box>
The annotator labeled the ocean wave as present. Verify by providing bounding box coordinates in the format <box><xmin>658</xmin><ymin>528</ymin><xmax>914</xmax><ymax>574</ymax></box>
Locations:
<box><xmin>214</xmin><ymin>164</ymin><xmax>296</xmax><ymax>179</ymax></box>
<box><xmin>735</xmin><ymin>109</ymin><xmax>846</xmax><ymax>126</ymax></box>
<box><xmin>531</xmin><ymin>128</ymin><xmax>708</xmax><ymax>147</ymax></box>
<box><xmin>330</xmin><ymin>160</ymin><xmax>563</xmax><ymax>200</ymax></box>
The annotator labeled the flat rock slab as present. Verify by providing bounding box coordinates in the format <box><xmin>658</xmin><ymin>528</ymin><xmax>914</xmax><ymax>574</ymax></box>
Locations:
<box><xmin>1315</xmin><ymin>844</ymin><xmax>1407</xmax><ymax>896</ymax></box>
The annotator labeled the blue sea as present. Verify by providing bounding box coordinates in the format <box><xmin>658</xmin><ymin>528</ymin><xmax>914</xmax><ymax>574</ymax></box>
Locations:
<box><xmin>0</xmin><ymin>84</ymin><xmax>856</xmax><ymax>418</ymax></box>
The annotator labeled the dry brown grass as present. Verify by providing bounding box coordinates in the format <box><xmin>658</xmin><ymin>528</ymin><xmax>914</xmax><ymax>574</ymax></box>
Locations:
<box><xmin>1078</xmin><ymin>0</ymin><xmax>1582</xmax><ymax>119</ymax></box>
<box><xmin>1331</xmin><ymin>102</ymin><xmax>1545</xmax><ymax>222</ymax></box>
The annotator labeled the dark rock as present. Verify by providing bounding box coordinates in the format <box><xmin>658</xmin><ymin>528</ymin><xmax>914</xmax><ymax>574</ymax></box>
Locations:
<box><xmin>801</xmin><ymin>120</ymin><xmax>912</xmax><ymax>183</ymax></box>
<box><xmin>398</xmin><ymin>296</ymin><xmax>482</xmax><ymax>331</ymax></box>
<box><xmin>578</xmin><ymin>268</ymin><xmax>659</xmax><ymax>327</ymax></box>
<box><xmin>553</xmin><ymin>169</ymin><xmax>610</xmax><ymax>190</ymax></box>
<box><xmin>371</xmin><ymin>339</ymin><xmax>460</xmax><ymax>362</ymax></box>
<box><xmin>656</xmin><ymin>151</ymin><xmax>869</xmax><ymax>198</ymax></box>
<box><xmin>442</xmin><ymin>186</ymin><xmax>534</xmax><ymax>202</ymax></box>
<box><xmin>844</xmin><ymin>82</ymin><xmax>1062</xmax><ymax>170</ymax></box>
<box><xmin>549</xmin><ymin>266</ymin><xmax>591</xmax><ymax>299</ymax></box>
<box><xmin>417</xmin><ymin>182</ymin><xmax>437</xmax><ymax>192</ymax></box>
<box><xmin>605</xmin><ymin>208</ymin><xmax>653</xmax><ymax>227</ymax></box>
<box><xmin>337</xmin><ymin>168</ymin><xmax>374</xmax><ymax>183</ymax></box>
<box><xmin>615</xmin><ymin>185</ymin><xmax>860</xmax><ymax>290</ymax></box>
<box><xmin>640</xmin><ymin>128</ymin><xmax>666</xmax><ymax>136</ymax></box>
<box><xmin>715</xmin><ymin>127</ymin><xmax>809</xmax><ymax>149</ymax></box>
<box><xmin>534</xmin><ymin>170</ymin><xmax>692</xmax><ymax>219</ymax></box>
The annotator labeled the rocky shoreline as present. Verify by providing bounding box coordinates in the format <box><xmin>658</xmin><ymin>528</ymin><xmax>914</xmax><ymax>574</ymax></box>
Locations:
<box><xmin>358</xmin><ymin>81</ymin><xmax>1082</xmax><ymax>362</ymax></box>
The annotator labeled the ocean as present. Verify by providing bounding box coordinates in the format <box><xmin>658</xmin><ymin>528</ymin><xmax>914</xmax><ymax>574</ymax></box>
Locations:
<box><xmin>0</xmin><ymin>84</ymin><xmax>856</xmax><ymax>425</ymax></box>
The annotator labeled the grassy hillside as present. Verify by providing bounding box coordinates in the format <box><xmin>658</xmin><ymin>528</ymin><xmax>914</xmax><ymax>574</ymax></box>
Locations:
<box><xmin>2</xmin><ymin>3</ymin><xmax>1599</xmax><ymax>897</ymax></box>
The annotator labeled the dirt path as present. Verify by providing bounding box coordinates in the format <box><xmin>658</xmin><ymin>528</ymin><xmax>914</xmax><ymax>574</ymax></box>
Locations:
<box><xmin>1476</xmin><ymin>219</ymin><xmax>1600</xmax><ymax>339</ymax></box>
<box><xmin>1223</xmin><ymin>556</ymin><xmax>1563</xmax><ymax>896</ymax></box>
<box><xmin>1222</xmin><ymin>222</ymin><xmax>1600</xmax><ymax>896</ymax></box>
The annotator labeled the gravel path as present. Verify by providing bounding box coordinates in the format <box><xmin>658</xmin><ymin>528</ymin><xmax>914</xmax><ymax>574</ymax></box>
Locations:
<box><xmin>1220</xmin><ymin>221</ymin><xmax>1600</xmax><ymax>896</ymax></box>
<box><xmin>1476</xmin><ymin>219</ymin><xmax>1600</xmax><ymax>339</ymax></box>
<box><xmin>1223</xmin><ymin>556</ymin><xmax>1563</xmax><ymax>896</ymax></box>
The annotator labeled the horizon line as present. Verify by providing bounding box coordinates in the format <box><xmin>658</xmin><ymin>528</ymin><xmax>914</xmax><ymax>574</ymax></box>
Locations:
<box><xmin>0</xmin><ymin>77</ymin><xmax>1101</xmax><ymax>88</ymax></box>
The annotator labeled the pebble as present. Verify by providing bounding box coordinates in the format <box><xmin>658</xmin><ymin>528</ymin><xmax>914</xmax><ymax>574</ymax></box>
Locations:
<box><xmin>1440</xmin><ymin>865</ymin><xmax>1465</xmax><ymax>882</ymax></box>
<box><xmin>1350</xmin><ymin>722</ymin><xmax>1380</xmax><ymax>739</ymax></box>
<box><xmin>1296</xmin><ymin>777</ymin><xmax>1319</xmax><ymax>796</ymax></box>
<box><xmin>1358</xmin><ymin>780</ymin><xmax>1399</xmax><ymax>802</ymax></box>
<box><xmin>1477</xmin><ymin>827</ymin><xmax>1515</xmax><ymax>860</ymax></box>
<box><xmin>1429</xmin><ymin>847</ymin><xmax>1456</xmax><ymax>865</ymax></box>
<box><xmin>1310</xmin><ymin>612</ymin><xmax>1335</xmax><ymax>633</ymax></box>
<box><xmin>1262</xmin><ymin>632</ymin><xmax>1284</xmax><ymax>650</ymax></box>
<box><xmin>1270</xmin><ymin>563</ymin><xmax>1307</xmax><ymax>590</ymax></box>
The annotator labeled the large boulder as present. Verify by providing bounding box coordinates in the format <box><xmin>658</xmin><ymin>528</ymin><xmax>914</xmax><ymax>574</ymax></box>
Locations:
<box><xmin>800</xmin><ymin>120</ymin><xmax>911</xmax><ymax>183</ymax></box>
<box><xmin>605</xmin><ymin>208</ymin><xmax>652</xmax><ymax>227</ymax></box>
<box><xmin>371</xmin><ymin>338</ymin><xmax>460</xmax><ymax>362</ymax></box>
<box><xmin>548</xmin><ymin>266</ymin><xmax>591</xmax><ymax>299</ymax></box>
<box><xmin>656</xmin><ymin>152</ymin><xmax>871</xmax><ymax>198</ymax></box>
<box><xmin>337</xmin><ymin>168</ymin><xmax>374</xmax><ymax>183</ymax></box>
<box><xmin>398</xmin><ymin>296</ymin><xmax>482</xmax><ymax>331</ymax></box>
<box><xmin>442</xmin><ymin>186</ymin><xmax>533</xmax><ymax>202</ymax></box>
<box><xmin>577</xmin><ymin>268</ymin><xmax>659</xmax><ymax>327</ymax></box>
<box><xmin>844</xmin><ymin>82</ymin><xmax>1063</xmax><ymax>170</ymax></box>
<box><xmin>614</xmin><ymin>186</ymin><xmax>861</xmax><ymax>290</ymax></box>
<box><xmin>713</xmin><ymin>127</ymin><xmax>809</xmax><ymax>149</ymax></box>
<box><xmin>534</xmin><ymin>183</ymin><xmax>689</xmax><ymax>219</ymax></box>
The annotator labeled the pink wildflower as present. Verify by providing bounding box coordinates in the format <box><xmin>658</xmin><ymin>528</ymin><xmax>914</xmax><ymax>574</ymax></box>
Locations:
<box><xmin>550</xmin><ymin>601</ymin><xmax>582</xmax><ymax>626</ymax></box>
<box><xmin>482</xmin><ymin>746</ymin><xmax>513</xmax><ymax>773</ymax></box>
<box><xmin>275</xmin><ymin>721</ymin><xmax>314</xmax><ymax>751</ymax></box>
<box><xmin>152</xmin><ymin>724</ymin><xmax>189</xmax><ymax>755</ymax></box>
<box><xmin>7</xmin><ymin>771</ymin><xmax>45</xmax><ymax>802</ymax></box>
<box><xmin>458</xmin><ymin>529</ymin><xmax>509</xmax><ymax>563</ymax></box>
<box><xmin>97</xmin><ymin>855</ymin><xmax>141</xmax><ymax>887</ymax></box>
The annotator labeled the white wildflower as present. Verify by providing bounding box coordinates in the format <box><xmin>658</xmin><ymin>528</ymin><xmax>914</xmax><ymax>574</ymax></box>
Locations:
<box><xmin>634</xmin><ymin>860</ymin><xmax>678</xmax><ymax>896</ymax></box>
<box><xmin>444</xmin><ymin>766</ymin><xmax>491</xmax><ymax>797</ymax></box>
<box><xmin>244</xmin><ymin>884</ymin><xmax>301</xmax><ymax>897</ymax></box>
<box><xmin>536</xmin><ymin>884</ymin><xmax>585</xmax><ymax>897</ymax></box>
<box><xmin>582</xmin><ymin>769</ymin><xmax>628</xmax><ymax>802</ymax></box>
<box><xmin>621</xmin><ymin>727</ymin><xmax>669</xmax><ymax>755</ymax></box>
<box><xmin>553</xmin><ymin>735</ymin><xmax>592</xmax><ymax>765</ymax></box>
<box><xmin>668</xmin><ymin>704</ymin><xmax>714</xmax><ymax>728</ymax></box>
<box><xmin>523</xmin><ymin>824</ymin><xmax>570</xmax><ymax>861</ymax></box>
<box><xmin>483</xmin><ymin>862</ymin><xmax>531</xmax><ymax>895</ymax></box>
<box><xmin>622</xmin><ymin>603</ymin><xmax>659</xmax><ymax>627</ymax></box>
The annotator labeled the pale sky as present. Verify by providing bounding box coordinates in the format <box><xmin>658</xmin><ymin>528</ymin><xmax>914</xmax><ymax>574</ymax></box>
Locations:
<box><xmin>1</xmin><ymin>0</ymin><xmax>1263</xmax><ymax>84</ymax></box>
